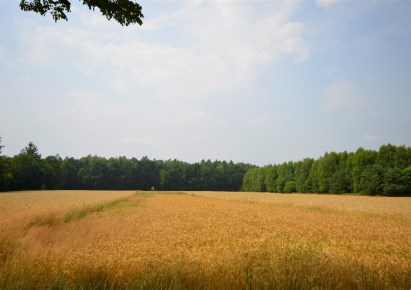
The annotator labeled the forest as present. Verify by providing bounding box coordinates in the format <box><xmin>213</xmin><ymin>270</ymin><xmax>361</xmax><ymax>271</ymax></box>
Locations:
<box><xmin>0</xmin><ymin>138</ymin><xmax>253</xmax><ymax>192</ymax></box>
<box><xmin>0</xmin><ymin>137</ymin><xmax>410</xmax><ymax>196</ymax></box>
<box><xmin>243</xmin><ymin>144</ymin><xmax>411</xmax><ymax>196</ymax></box>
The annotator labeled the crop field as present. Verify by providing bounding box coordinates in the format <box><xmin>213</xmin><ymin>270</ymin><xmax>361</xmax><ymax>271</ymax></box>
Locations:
<box><xmin>0</xmin><ymin>191</ymin><xmax>410</xmax><ymax>289</ymax></box>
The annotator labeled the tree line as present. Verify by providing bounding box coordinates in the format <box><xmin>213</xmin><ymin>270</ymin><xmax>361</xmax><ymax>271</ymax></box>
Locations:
<box><xmin>1</xmin><ymin>138</ymin><xmax>410</xmax><ymax>196</ymax></box>
<box><xmin>242</xmin><ymin>144</ymin><xmax>411</xmax><ymax>196</ymax></box>
<box><xmin>0</xmin><ymin>138</ymin><xmax>253</xmax><ymax>192</ymax></box>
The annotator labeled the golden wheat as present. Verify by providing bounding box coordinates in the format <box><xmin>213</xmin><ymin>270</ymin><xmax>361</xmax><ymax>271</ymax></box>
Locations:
<box><xmin>185</xmin><ymin>191</ymin><xmax>411</xmax><ymax>217</ymax></box>
<box><xmin>1</xmin><ymin>191</ymin><xmax>410</xmax><ymax>289</ymax></box>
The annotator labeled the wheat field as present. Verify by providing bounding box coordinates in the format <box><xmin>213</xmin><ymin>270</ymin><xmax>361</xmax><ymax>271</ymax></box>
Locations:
<box><xmin>0</xmin><ymin>190</ymin><xmax>410</xmax><ymax>289</ymax></box>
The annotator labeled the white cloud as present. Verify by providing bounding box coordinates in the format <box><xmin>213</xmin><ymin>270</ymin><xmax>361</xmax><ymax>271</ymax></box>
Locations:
<box><xmin>323</xmin><ymin>81</ymin><xmax>364</xmax><ymax>110</ymax></box>
<box><xmin>141</xmin><ymin>3</ymin><xmax>191</xmax><ymax>31</ymax></box>
<box><xmin>316</xmin><ymin>0</ymin><xmax>341</xmax><ymax>8</ymax></box>
<box><xmin>17</xmin><ymin>22</ymin><xmax>90</xmax><ymax>68</ymax></box>
<box><xmin>362</xmin><ymin>133</ymin><xmax>381</xmax><ymax>142</ymax></box>
<box><xmin>17</xmin><ymin>1</ymin><xmax>309</xmax><ymax>98</ymax></box>
<box><xmin>8</xmin><ymin>2</ymin><xmax>313</xmax><ymax>162</ymax></box>
<box><xmin>112</xmin><ymin>79</ymin><xmax>128</xmax><ymax>93</ymax></box>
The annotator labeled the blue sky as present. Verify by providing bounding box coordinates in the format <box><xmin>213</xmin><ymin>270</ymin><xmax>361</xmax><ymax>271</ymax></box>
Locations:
<box><xmin>0</xmin><ymin>0</ymin><xmax>410</xmax><ymax>165</ymax></box>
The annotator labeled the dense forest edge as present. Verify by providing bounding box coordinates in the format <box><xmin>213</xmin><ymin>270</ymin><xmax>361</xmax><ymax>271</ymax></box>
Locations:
<box><xmin>0</xmin><ymin>137</ymin><xmax>254</xmax><ymax>192</ymax></box>
<box><xmin>0</xmin><ymin>137</ymin><xmax>410</xmax><ymax>196</ymax></box>
<box><xmin>243</xmin><ymin>144</ymin><xmax>411</xmax><ymax>196</ymax></box>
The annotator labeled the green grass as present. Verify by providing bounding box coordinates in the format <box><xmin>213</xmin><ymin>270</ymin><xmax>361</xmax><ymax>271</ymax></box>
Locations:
<box><xmin>15</xmin><ymin>196</ymin><xmax>143</xmax><ymax>231</ymax></box>
<box><xmin>64</xmin><ymin>198</ymin><xmax>142</xmax><ymax>223</ymax></box>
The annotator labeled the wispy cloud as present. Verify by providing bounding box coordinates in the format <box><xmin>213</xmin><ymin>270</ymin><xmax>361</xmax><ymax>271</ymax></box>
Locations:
<box><xmin>4</xmin><ymin>0</ymin><xmax>410</xmax><ymax>163</ymax></box>
<box><xmin>323</xmin><ymin>81</ymin><xmax>365</xmax><ymax>110</ymax></box>
<box><xmin>362</xmin><ymin>133</ymin><xmax>381</xmax><ymax>142</ymax></box>
<box><xmin>316</xmin><ymin>0</ymin><xmax>342</xmax><ymax>8</ymax></box>
<box><xmin>17</xmin><ymin>1</ymin><xmax>309</xmax><ymax>99</ymax></box>
<box><xmin>112</xmin><ymin>79</ymin><xmax>128</xmax><ymax>93</ymax></box>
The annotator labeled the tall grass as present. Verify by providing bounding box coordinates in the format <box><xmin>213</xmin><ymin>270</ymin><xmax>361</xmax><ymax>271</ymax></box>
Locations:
<box><xmin>0</xmin><ymin>191</ymin><xmax>410</xmax><ymax>289</ymax></box>
<box><xmin>1</xmin><ymin>246</ymin><xmax>410</xmax><ymax>290</ymax></box>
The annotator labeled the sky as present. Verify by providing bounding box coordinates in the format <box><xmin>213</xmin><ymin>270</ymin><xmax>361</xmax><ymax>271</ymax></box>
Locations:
<box><xmin>0</xmin><ymin>0</ymin><xmax>411</xmax><ymax>166</ymax></box>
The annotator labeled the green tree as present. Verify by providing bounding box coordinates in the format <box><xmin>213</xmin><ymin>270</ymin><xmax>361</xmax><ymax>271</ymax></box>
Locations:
<box><xmin>159</xmin><ymin>168</ymin><xmax>167</xmax><ymax>190</ymax></box>
<box><xmin>276</xmin><ymin>176</ymin><xmax>286</xmax><ymax>193</ymax></box>
<box><xmin>21</xmin><ymin>142</ymin><xmax>42</xmax><ymax>159</ymax></box>
<box><xmin>317</xmin><ymin>152</ymin><xmax>340</xmax><ymax>193</ymax></box>
<box><xmin>61</xmin><ymin>157</ymin><xmax>82</xmax><ymax>189</ymax></box>
<box><xmin>295</xmin><ymin>158</ymin><xmax>314</xmax><ymax>193</ymax></box>
<box><xmin>275</xmin><ymin>162</ymin><xmax>294</xmax><ymax>193</ymax></box>
<box><xmin>241</xmin><ymin>144</ymin><xmax>410</xmax><ymax>196</ymax></box>
<box><xmin>377</xmin><ymin>144</ymin><xmax>396</xmax><ymax>168</ymax></box>
<box><xmin>0</xmin><ymin>138</ymin><xmax>11</xmax><ymax>191</ymax></box>
<box><xmin>0</xmin><ymin>136</ymin><xmax>4</xmax><ymax>155</ymax></box>
<box><xmin>77</xmin><ymin>155</ymin><xmax>109</xmax><ymax>189</ymax></box>
<box><xmin>136</xmin><ymin>156</ymin><xmax>159</xmax><ymax>190</ymax></box>
<box><xmin>43</xmin><ymin>155</ymin><xmax>63</xmax><ymax>189</ymax></box>
<box><xmin>329</xmin><ymin>152</ymin><xmax>352</xmax><ymax>194</ymax></box>
<box><xmin>160</xmin><ymin>159</ymin><xmax>186</xmax><ymax>190</ymax></box>
<box><xmin>20</xmin><ymin>0</ymin><xmax>144</xmax><ymax>26</ymax></box>
<box><xmin>105</xmin><ymin>157</ymin><xmax>122</xmax><ymax>189</ymax></box>
<box><xmin>254</xmin><ymin>168</ymin><xmax>266</xmax><ymax>192</ymax></box>
<box><xmin>393</xmin><ymin>145</ymin><xmax>411</xmax><ymax>169</ymax></box>
<box><xmin>117</xmin><ymin>157</ymin><xmax>138</xmax><ymax>189</ymax></box>
<box><xmin>0</xmin><ymin>137</ymin><xmax>5</xmax><ymax>190</ymax></box>
<box><xmin>225</xmin><ymin>161</ymin><xmax>251</xmax><ymax>191</ymax></box>
<box><xmin>263</xmin><ymin>165</ymin><xmax>278</xmax><ymax>192</ymax></box>
<box><xmin>104</xmin><ymin>156</ymin><xmax>138</xmax><ymax>190</ymax></box>
<box><xmin>215</xmin><ymin>162</ymin><xmax>225</xmax><ymax>190</ymax></box>
<box><xmin>352</xmin><ymin>148</ymin><xmax>378</xmax><ymax>193</ymax></box>
<box><xmin>283</xmin><ymin>181</ymin><xmax>296</xmax><ymax>193</ymax></box>
<box><xmin>242</xmin><ymin>168</ymin><xmax>255</xmax><ymax>191</ymax></box>
<box><xmin>11</xmin><ymin>142</ymin><xmax>45</xmax><ymax>190</ymax></box>
<box><xmin>329</xmin><ymin>168</ymin><xmax>350</xmax><ymax>193</ymax></box>
<box><xmin>200</xmin><ymin>160</ymin><xmax>217</xmax><ymax>190</ymax></box>
<box><xmin>0</xmin><ymin>156</ymin><xmax>13</xmax><ymax>191</ymax></box>
<box><xmin>307</xmin><ymin>160</ymin><xmax>320</xmax><ymax>193</ymax></box>
<box><xmin>358</xmin><ymin>164</ymin><xmax>384</xmax><ymax>195</ymax></box>
<box><xmin>403</xmin><ymin>166</ymin><xmax>411</xmax><ymax>196</ymax></box>
<box><xmin>242</xmin><ymin>167</ymin><xmax>265</xmax><ymax>192</ymax></box>
<box><xmin>383</xmin><ymin>167</ymin><xmax>407</xmax><ymax>196</ymax></box>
